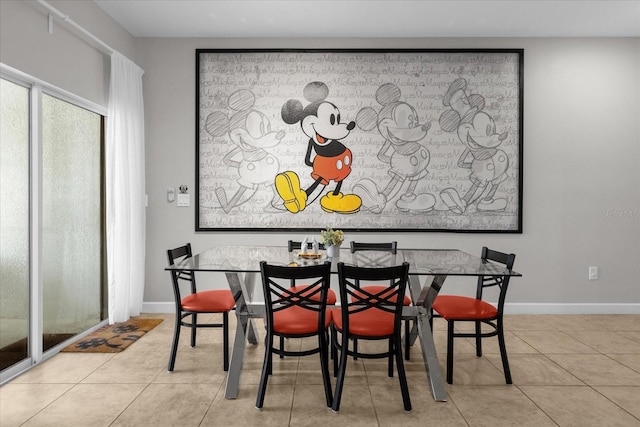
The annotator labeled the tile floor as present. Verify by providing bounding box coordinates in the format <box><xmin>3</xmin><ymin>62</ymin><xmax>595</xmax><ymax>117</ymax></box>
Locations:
<box><xmin>1</xmin><ymin>314</ymin><xmax>640</xmax><ymax>426</ymax></box>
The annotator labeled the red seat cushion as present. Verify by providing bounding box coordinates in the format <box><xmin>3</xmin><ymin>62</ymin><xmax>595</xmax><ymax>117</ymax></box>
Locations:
<box><xmin>273</xmin><ymin>305</ymin><xmax>332</xmax><ymax>335</ymax></box>
<box><xmin>289</xmin><ymin>285</ymin><xmax>337</xmax><ymax>304</ymax></box>
<box><xmin>331</xmin><ymin>307</ymin><xmax>395</xmax><ymax>337</ymax></box>
<box><xmin>352</xmin><ymin>285</ymin><xmax>411</xmax><ymax>305</ymax></box>
<box><xmin>181</xmin><ymin>289</ymin><xmax>235</xmax><ymax>312</ymax></box>
<box><xmin>432</xmin><ymin>295</ymin><xmax>497</xmax><ymax>320</ymax></box>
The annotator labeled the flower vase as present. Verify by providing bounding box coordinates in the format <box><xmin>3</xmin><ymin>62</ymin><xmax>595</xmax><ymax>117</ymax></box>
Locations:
<box><xmin>326</xmin><ymin>244</ymin><xmax>341</xmax><ymax>258</ymax></box>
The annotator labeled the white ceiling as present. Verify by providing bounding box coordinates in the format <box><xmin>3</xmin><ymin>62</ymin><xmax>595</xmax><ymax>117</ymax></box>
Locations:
<box><xmin>93</xmin><ymin>0</ymin><xmax>640</xmax><ymax>38</ymax></box>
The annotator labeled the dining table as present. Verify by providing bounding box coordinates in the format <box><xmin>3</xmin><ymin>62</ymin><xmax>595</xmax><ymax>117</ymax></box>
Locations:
<box><xmin>165</xmin><ymin>245</ymin><xmax>522</xmax><ymax>402</ymax></box>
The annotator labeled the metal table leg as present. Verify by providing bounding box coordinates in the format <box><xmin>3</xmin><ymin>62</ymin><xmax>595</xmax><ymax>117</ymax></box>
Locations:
<box><xmin>224</xmin><ymin>271</ymin><xmax>260</xmax><ymax>399</ymax></box>
<box><xmin>408</xmin><ymin>273</ymin><xmax>448</xmax><ymax>402</ymax></box>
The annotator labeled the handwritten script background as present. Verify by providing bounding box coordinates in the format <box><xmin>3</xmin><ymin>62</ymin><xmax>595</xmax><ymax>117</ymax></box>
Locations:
<box><xmin>197</xmin><ymin>50</ymin><xmax>522</xmax><ymax>232</ymax></box>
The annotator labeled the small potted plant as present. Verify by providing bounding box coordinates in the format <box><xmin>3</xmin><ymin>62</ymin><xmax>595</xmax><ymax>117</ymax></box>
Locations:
<box><xmin>320</xmin><ymin>227</ymin><xmax>344</xmax><ymax>258</ymax></box>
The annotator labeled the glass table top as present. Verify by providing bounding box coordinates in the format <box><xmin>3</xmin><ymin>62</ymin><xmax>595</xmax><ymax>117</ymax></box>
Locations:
<box><xmin>165</xmin><ymin>245</ymin><xmax>521</xmax><ymax>277</ymax></box>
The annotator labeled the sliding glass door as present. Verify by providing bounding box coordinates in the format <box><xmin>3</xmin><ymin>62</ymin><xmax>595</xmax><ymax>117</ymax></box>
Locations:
<box><xmin>0</xmin><ymin>73</ymin><xmax>106</xmax><ymax>378</ymax></box>
<box><xmin>41</xmin><ymin>93</ymin><xmax>105</xmax><ymax>351</ymax></box>
<box><xmin>0</xmin><ymin>78</ymin><xmax>30</xmax><ymax>371</ymax></box>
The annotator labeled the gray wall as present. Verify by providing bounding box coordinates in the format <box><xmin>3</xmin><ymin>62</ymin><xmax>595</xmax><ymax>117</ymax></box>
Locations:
<box><xmin>139</xmin><ymin>37</ymin><xmax>640</xmax><ymax>313</ymax></box>
<box><xmin>2</xmin><ymin>1</ymin><xmax>639</xmax><ymax>313</ymax></box>
<box><xmin>0</xmin><ymin>0</ymin><xmax>136</xmax><ymax>107</ymax></box>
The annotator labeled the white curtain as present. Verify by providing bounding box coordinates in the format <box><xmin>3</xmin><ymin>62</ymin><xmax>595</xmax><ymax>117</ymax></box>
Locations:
<box><xmin>106</xmin><ymin>51</ymin><xmax>146</xmax><ymax>324</ymax></box>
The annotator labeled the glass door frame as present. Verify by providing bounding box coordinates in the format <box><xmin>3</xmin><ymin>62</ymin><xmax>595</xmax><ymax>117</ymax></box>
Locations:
<box><xmin>0</xmin><ymin>64</ymin><xmax>109</xmax><ymax>384</ymax></box>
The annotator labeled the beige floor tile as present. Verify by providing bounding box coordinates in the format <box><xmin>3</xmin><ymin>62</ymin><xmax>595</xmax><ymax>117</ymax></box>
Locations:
<box><xmin>618</xmin><ymin>331</ymin><xmax>640</xmax><ymax>345</ymax></box>
<box><xmin>359</xmin><ymin>358</ymin><xmax>408</xmax><ymax>385</ymax></box>
<box><xmin>584</xmin><ymin>315</ymin><xmax>640</xmax><ymax>332</ymax></box>
<box><xmin>503</xmin><ymin>314</ymin><xmax>559</xmax><ymax>331</ymax></box>
<box><xmin>111</xmin><ymin>383</ymin><xmax>218</xmax><ymax>427</ymax></box>
<box><xmin>512</xmin><ymin>330</ymin><xmax>599</xmax><ymax>354</ymax></box>
<box><xmin>10</xmin><ymin>353</ymin><xmax>114</xmax><ymax>384</ymax></box>
<box><xmin>547</xmin><ymin>354</ymin><xmax>640</xmax><ymax>386</ymax></box>
<box><xmin>241</xmin><ymin>356</ymin><xmax>300</xmax><ymax>386</ymax></box>
<box><xmin>433</xmin><ymin>329</ymin><xmax>477</xmax><ymax>354</ymax></box>
<box><xmin>203</xmin><ymin>383</ymin><xmax>292</xmax><ymax>426</ymax></box>
<box><xmin>594</xmin><ymin>386</ymin><xmax>640</xmax><ymax>420</ymax></box>
<box><xmin>374</xmin><ymin>382</ymin><xmax>468</xmax><ymax>427</ymax></box>
<box><xmin>21</xmin><ymin>383</ymin><xmax>146</xmax><ymax>427</ymax></box>
<box><xmin>0</xmin><ymin>383</ymin><xmax>74</xmax><ymax>427</ymax></box>
<box><xmin>485</xmin><ymin>353</ymin><xmax>583</xmax><ymax>385</ymax></box>
<box><xmin>81</xmin><ymin>350</ymin><xmax>166</xmax><ymax>384</ymax></box>
<box><xmin>152</xmin><ymin>351</ymin><xmax>228</xmax><ymax>384</ymax></box>
<box><xmin>541</xmin><ymin>315</ymin><xmax>608</xmax><ymax>331</ymax></box>
<box><xmin>605</xmin><ymin>353</ymin><xmax>640</xmax><ymax>373</ymax></box>
<box><xmin>521</xmin><ymin>385</ymin><xmax>640</xmax><ymax>427</ymax></box>
<box><xmin>326</xmin><ymin>380</ymin><xmax>377</xmax><ymax>423</ymax></box>
<box><xmin>124</xmin><ymin>325</ymin><xmax>173</xmax><ymax>353</ymax></box>
<box><xmin>242</xmin><ymin>342</ymin><xmax>267</xmax><ymax>363</ymax></box>
<box><xmin>430</xmin><ymin>317</ymin><xmax>449</xmax><ymax>332</ymax></box>
<box><xmin>331</xmin><ymin>357</ymin><xmax>368</xmax><ymax>385</ymax></box>
<box><xmin>569</xmin><ymin>330</ymin><xmax>640</xmax><ymax>353</ymax></box>
<box><xmin>443</xmin><ymin>353</ymin><xmax>507</xmax><ymax>385</ymax></box>
<box><xmin>463</xmin><ymin>330</ymin><xmax>540</xmax><ymax>354</ymax></box>
<box><xmin>289</xmin><ymin>384</ymin><xmax>339</xmax><ymax>425</ymax></box>
<box><xmin>163</xmin><ymin>341</ymin><xmax>230</xmax><ymax>372</ymax></box>
<box><xmin>3</xmin><ymin>314</ymin><xmax>640</xmax><ymax>427</ymax></box>
<box><xmin>295</xmin><ymin>358</ymin><xmax>332</xmax><ymax>385</ymax></box>
<box><xmin>447</xmin><ymin>385</ymin><xmax>556</xmax><ymax>426</ymax></box>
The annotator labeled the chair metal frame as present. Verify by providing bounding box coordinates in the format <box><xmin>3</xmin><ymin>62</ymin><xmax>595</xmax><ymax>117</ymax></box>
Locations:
<box><xmin>331</xmin><ymin>262</ymin><xmax>412</xmax><ymax>412</ymax></box>
<box><xmin>432</xmin><ymin>246</ymin><xmax>516</xmax><ymax>384</ymax></box>
<box><xmin>166</xmin><ymin>243</ymin><xmax>235</xmax><ymax>372</ymax></box>
<box><xmin>277</xmin><ymin>241</ymin><xmax>334</xmax><ymax>359</ymax></box>
<box><xmin>349</xmin><ymin>241</ymin><xmax>413</xmax><ymax>361</ymax></box>
<box><xmin>257</xmin><ymin>261</ymin><xmax>333</xmax><ymax>409</ymax></box>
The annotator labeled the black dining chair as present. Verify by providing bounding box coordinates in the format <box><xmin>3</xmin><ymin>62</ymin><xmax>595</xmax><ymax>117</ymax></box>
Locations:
<box><xmin>257</xmin><ymin>261</ymin><xmax>333</xmax><ymax>409</ymax></box>
<box><xmin>166</xmin><ymin>243</ymin><xmax>236</xmax><ymax>372</ymax></box>
<box><xmin>331</xmin><ymin>262</ymin><xmax>412</xmax><ymax>412</ymax></box>
<box><xmin>432</xmin><ymin>246</ymin><xmax>516</xmax><ymax>384</ymax></box>
<box><xmin>278</xmin><ymin>240</ymin><xmax>336</xmax><ymax>359</ymax></box>
<box><xmin>349</xmin><ymin>241</ymin><xmax>413</xmax><ymax>360</ymax></box>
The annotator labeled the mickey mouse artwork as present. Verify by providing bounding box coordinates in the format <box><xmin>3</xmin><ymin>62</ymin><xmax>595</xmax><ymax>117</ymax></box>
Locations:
<box><xmin>353</xmin><ymin>83</ymin><xmax>436</xmax><ymax>214</ymax></box>
<box><xmin>275</xmin><ymin>81</ymin><xmax>362</xmax><ymax>214</ymax></box>
<box><xmin>204</xmin><ymin>89</ymin><xmax>285</xmax><ymax>213</ymax></box>
<box><xmin>438</xmin><ymin>78</ymin><xmax>510</xmax><ymax>214</ymax></box>
<box><xmin>197</xmin><ymin>50</ymin><xmax>521</xmax><ymax>231</ymax></box>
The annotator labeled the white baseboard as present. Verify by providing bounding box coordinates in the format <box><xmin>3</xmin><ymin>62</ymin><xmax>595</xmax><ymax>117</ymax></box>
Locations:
<box><xmin>143</xmin><ymin>301</ymin><xmax>640</xmax><ymax>315</ymax></box>
<box><xmin>142</xmin><ymin>302</ymin><xmax>175</xmax><ymax>313</ymax></box>
<box><xmin>503</xmin><ymin>303</ymin><xmax>640</xmax><ymax>315</ymax></box>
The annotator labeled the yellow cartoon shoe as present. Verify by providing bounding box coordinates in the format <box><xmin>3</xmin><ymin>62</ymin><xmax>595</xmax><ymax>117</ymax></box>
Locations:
<box><xmin>275</xmin><ymin>171</ymin><xmax>307</xmax><ymax>213</ymax></box>
<box><xmin>320</xmin><ymin>192</ymin><xmax>362</xmax><ymax>214</ymax></box>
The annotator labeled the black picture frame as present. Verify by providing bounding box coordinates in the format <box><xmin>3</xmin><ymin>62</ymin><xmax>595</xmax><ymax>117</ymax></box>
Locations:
<box><xmin>196</xmin><ymin>49</ymin><xmax>523</xmax><ymax>233</ymax></box>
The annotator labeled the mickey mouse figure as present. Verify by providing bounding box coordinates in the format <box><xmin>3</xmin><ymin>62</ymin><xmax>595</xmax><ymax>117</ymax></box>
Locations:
<box><xmin>205</xmin><ymin>89</ymin><xmax>285</xmax><ymax>213</ymax></box>
<box><xmin>439</xmin><ymin>78</ymin><xmax>509</xmax><ymax>214</ymax></box>
<box><xmin>353</xmin><ymin>83</ymin><xmax>435</xmax><ymax>214</ymax></box>
<box><xmin>275</xmin><ymin>81</ymin><xmax>361</xmax><ymax>214</ymax></box>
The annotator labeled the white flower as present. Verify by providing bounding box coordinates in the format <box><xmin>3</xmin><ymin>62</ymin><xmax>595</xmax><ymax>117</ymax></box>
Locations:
<box><xmin>320</xmin><ymin>227</ymin><xmax>344</xmax><ymax>247</ymax></box>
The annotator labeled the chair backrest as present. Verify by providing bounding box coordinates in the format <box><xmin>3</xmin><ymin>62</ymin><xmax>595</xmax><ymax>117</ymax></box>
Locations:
<box><xmin>349</xmin><ymin>241</ymin><xmax>399</xmax><ymax>288</ymax></box>
<box><xmin>286</xmin><ymin>240</ymin><xmax>326</xmax><ymax>287</ymax></box>
<box><xmin>260</xmin><ymin>261</ymin><xmax>332</xmax><ymax>331</ymax></box>
<box><xmin>337</xmin><ymin>262</ymin><xmax>410</xmax><ymax>334</ymax></box>
<box><xmin>350</xmin><ymin>241</ymin><xmax>397</xmax><ymax>254</ymax></box>
<box><xmin>288</xmin><ymin>240</ymin><xmax>326</xmax><ymax>252</ymax></box>
<box><xmin>167</xmin><ymin>243</ymin><xmax>197</xmax><ymax>308</ymax></box>
<box><xmin>477</xmin><ymin>246</ymin><xmax>516</xmax><ymax>315</ymax></box>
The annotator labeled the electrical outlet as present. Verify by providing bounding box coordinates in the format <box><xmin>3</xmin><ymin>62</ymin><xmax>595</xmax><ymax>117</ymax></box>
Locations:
<box><xmin>588</xmin><ymin>266</ymin><xmax>598</xmax><ymax>280</ymax></box>
<box><xmin>167</xmin><ymin>187</ymin><xmax>175</xmax><ymax>202</ymax></box>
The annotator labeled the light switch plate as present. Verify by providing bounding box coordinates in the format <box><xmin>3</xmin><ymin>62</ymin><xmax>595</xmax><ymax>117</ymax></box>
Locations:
<box><xmin>177</xmin><ymin>194</ymin><xmax>190</xmax><ymax>207</ymax></box>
